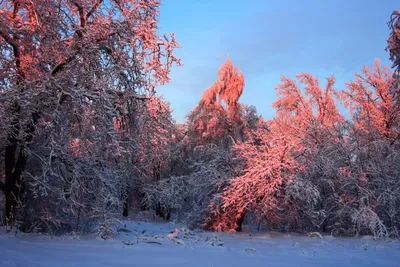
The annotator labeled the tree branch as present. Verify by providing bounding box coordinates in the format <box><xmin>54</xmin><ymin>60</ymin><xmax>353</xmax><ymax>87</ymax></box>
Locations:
<box><xmin>51</xmin><ymin>51</ymin><xmax>79</xmax><ymax>76</ymax></box>
<box><xmin>51</xmin><ymin>32</ymin><xmax>116</xmax><ymax>76</ymax></box>
<box><xmin>87</xmin><ymin>0</ymin><xmax>103</xmax><ymax>19</ymax></box>
<box><xmin>73</xmin><ymin>1</ymin><xmax>86</xmax><ymax>28</ymax></box>
<box><xmin>0</xmin><ymin>21</ymin><xmax>25</xmax><ymax>81</ymax></box>
<box><xmin>0</xmin><ymin>26</ymin><xmax>18</xmax><ymax>48</ymax></box>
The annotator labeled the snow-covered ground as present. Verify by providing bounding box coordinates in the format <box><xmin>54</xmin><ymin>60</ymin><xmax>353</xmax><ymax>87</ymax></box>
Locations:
<box><xmin>0</xmin><ymin>220</ymin><xmax>399</xmax><ymax>267</ymax></box>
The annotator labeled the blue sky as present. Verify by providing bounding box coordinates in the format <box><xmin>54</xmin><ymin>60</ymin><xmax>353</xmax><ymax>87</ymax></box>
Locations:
<box><xmin>157</xmin><ymin>0</ymin><xmax>399</xmax><ymax>123</ymax></box>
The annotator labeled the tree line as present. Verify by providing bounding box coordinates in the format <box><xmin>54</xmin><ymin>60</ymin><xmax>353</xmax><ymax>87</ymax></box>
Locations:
<box><xmin>0</xmin><ymin>1</ymin><xmax>399</xmax><ymax>239</ymax></box>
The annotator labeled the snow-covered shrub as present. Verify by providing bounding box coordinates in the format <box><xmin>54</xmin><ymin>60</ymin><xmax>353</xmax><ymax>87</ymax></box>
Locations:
<box><xmin>22</xmin><ymin>152</ymin><xmax>126</xmax><ymax>235</ymax></box>
<box><xmin>352</xmin><ymin>205</ymin><xmax>388</xmax><ymax>239</ymax></box>
<box><xmin>284</xmin><ymin>177</ymin><xmax>322</xmax><ymax>231</ymax></box>
<box><xmin>95</xmin><ymin>216</ymin><xmax>121</xmax><ymax>240</ymax></box>
<box><xmin>345</xmin><ymin>140</ymin><xmax>400</xmax><ymax>238</ymax></box>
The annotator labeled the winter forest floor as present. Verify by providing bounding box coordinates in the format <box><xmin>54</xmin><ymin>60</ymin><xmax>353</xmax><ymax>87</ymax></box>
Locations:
<box><xmin>0</xmin><ymin>220</ymin><xmax>399</xmax><ymax>267</ymax></box>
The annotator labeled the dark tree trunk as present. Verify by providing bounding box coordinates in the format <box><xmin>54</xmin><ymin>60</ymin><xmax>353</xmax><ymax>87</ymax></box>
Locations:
<box><xmin>165</xmin><ymin>210</ymin><xmax>171</xmax><ymax>221</ymax></box>
<box><xmin>155</xmin><ymin>202</ymin><xmax>164</xmax><ymax>219</ymax></box>
<box><xmin>4</xmin><ymin>110</ymin><xmax>38</xmax><ymax>225</ymax></box>
<box><xmin>4</xmin><ymin>145</ymin><xmax>18</xmax><ymax>225</ymax></box>
<box><xmin>4</xmin><ymin>145</ymin><xmax>28</xmax><ymax>225</ymax></box>
<box><xmin>122</xmin><ymin>197</ymin><xmax>128</xmax><ymax>217</ymax></box>
<box><xmin>4</xmin><ymin>107</ymin><xmax>21</xmax><ymax>225</ymax></box>
<box><xmin>234</xmin><ymin>211</ymin><xmax>246</xmax><ymax>232</ymax></box>
<box><xmin>154</xmin><ymin>202</ymin><xmax>171</xmax><ymax>220</ymax></box>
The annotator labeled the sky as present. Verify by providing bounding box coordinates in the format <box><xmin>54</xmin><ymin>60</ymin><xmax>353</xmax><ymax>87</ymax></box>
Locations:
<box><xmin>156</xmin><ymin>0</ymin><xmax>399</xmax><ymax>123</ymax></box>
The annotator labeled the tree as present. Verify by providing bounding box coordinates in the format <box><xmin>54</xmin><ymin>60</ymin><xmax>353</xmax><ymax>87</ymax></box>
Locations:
<box><xmin>136</xmin><ymin>96</ymin><xmax>176</xmax><ymax>181</ymax></box>
<box><xmin>210</xmin><ymin>74</ymin><xmax>344</xmax><ymax>232</ymax></box>
<box><xmin>387</xmin><ymin>10</ymin><xmax>400</xmax><ymax>111</ymax></box>
<box><xmin>141</xmin><ymin>56</ymin><xmax>259</xmax><ymax>227</ymax></box>
<box><xmin>342</xmin><ymin>60</ymin><xmax>399</xmax><ymax>143</ymax></box>
<box><xmin>0</xmin><ymin>0</ymin><xmax>180</xmax><ymax>230</ymax></box>
<box><xmin>387</xmin><ymin>11</ymin><xmax>400</xmax><ymax>83</ymax></box>
<box><xmin>339</xmin><ymin>61</ymin><xmax>400</xmax><ymax>238</ymax></box>
<box><xmin>187</xmin><ymin>56</ymin><xmax>246</xmax><ymax>147</ymax></box>
<box><xmin>176</xmin><ymin>57</ymin><xmax>263</xmax><ymax>229</ymax></box>
<box><xmin>132</xmin><ymin>95</ymin><xmax>177</xmax><ymax>218</ymax></box>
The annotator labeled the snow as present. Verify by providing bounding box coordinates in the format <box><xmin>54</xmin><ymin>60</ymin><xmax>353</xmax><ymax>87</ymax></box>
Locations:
<box><xmin>0</xmin><ymin>220</ymin><xmax>399</xmax><ymax>267</ymax></box>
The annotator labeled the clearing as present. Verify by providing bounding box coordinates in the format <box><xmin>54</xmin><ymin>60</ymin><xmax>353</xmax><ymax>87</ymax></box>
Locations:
<box><xmin>0</xmin><ymin>220</ymin><xmax>399</xmax><ymax>267</ymax></box>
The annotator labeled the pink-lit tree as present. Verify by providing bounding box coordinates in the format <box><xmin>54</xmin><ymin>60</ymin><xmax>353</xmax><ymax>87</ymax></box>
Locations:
<box><xmin>342</xmin><ymin>60</ymin><xmax>399</xmax><ymax>143</ymax></box>
<box><xmin>141</xmin><ymin>57</ymin><xmax>253</xmax><ymax>224</ymax></box>
<box><xmin>338</xmin><ymin>61</ymin><xmax>400</xmax><ymax>238</ymax></box>
<box><xmin>0</xmin><ymin>0</ymin><xmax>180</xmax><ymax>231</ymax></box>
<box><xmin>187</xmin><ymin>56</ymin><xmax>246</xmax><ymax>147</ymax></box>
<box><xmin>209</xmin><ymin>74</ymin><xmax>344</xmax><ymax>232</ymax></box>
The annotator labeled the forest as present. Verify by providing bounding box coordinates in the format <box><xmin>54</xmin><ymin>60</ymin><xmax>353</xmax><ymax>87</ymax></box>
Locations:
<box><xmin>0</xmin><ymin>0</ymin><xmax>399</xmax><ymax>242</ymax></box>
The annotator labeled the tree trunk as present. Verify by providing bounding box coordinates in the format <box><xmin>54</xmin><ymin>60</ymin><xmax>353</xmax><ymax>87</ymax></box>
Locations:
<box><xmin>234</xmin><ymin>211</ymin><xmax>246</xmax><ymax>232</ymax></box>
<box><xmin>122</xmin><ymin>197</ymin><xmax>128</xmax><ymax>217</ymax></box>
<box><xmin>4</xmin><ymin>109</ymin><xmax>21</xmax><ymax>225</ymax></box>
<box><xmin>4</xmin><ymin>145</ymin><xmax>27</xmax><ymax>225</ymax></box>
<box><xmin>4</xmin><ymin>110</ymin><xmax>38</xmax><ymax>225</ymax></box>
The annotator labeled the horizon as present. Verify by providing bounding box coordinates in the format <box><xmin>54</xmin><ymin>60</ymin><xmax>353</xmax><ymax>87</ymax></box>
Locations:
<box><xmin>156</xmin><ymin>0</ymin><xmax>398</xmax><ymax>123</ymax></box>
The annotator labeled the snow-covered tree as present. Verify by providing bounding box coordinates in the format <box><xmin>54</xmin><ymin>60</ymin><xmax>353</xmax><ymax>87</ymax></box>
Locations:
<box><xmin>129</xmin><ymin>96</ymin><xmax>178</xmax><ymax>217</ymax></box>
<box><xmin>142</xmin><ymin>57</ymin><xmax>260</xmax><ymax>226</ymax></box>
<box><xmin>342</xmin><ymin>60</ymin><xmax>399</xmax><ymax>143</ymax></box>
<box><xmin>0</xmin><ymin>0</ymin><xmax>180</xmax><ymax>231</ymax></box>
<box><xmin>337</xmin><ymin>61</ymin><xmax>400</xmax><ymax>238</ymax></box>
<box><xmin>210</xmin><ymin>74</ymin><xmax>344</xmax><ymax>232</ymax></box>
<box><xmin>187</xmin><ymin>56</ymin><xmax>246</xmax><ymax>147</ymax></box>
<box><xmin>387</xmin><ymin>10</ymin><xmax>400</xmax><ymax>101</ymax></box>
